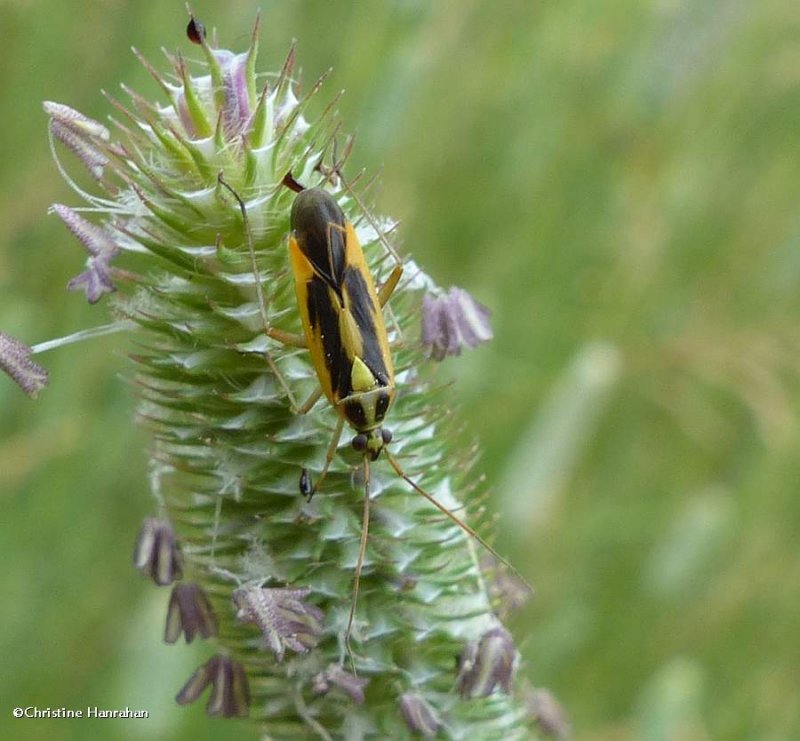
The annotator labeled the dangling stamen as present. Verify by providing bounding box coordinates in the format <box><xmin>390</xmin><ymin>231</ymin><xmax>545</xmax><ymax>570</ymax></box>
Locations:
<box><xmin>30</xmin><ymin>320</ymin><xmax>136</xmax><ymax>355</ymax></box>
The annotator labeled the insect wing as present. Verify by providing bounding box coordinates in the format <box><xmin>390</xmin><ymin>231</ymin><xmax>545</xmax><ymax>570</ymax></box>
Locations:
<box><xmin>290</xmin><ymin>189</ymin><xmax>346</xmax><ymax>290</ymax></box>
<box><xmin>341</xmin><ymin>222</ymin><xmax>393</xmax><ymax>389</ymax></box>
<box><xmin>289</xmin><ymin>214</ymin><xmax>394</xmax><ymax>411</ymax></box>
<box><xmin>289</xmin><ymin>236</ymin><xmax>338</xmax><ymax>404</ymax></box>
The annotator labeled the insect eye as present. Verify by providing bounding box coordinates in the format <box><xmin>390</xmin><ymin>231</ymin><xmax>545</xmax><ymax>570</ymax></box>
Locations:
<box><xmin>381</xmin><ymin>428</ymin><xmax>393</xmax><ymax>445</ymax></box>
<box><xmin>352</xmin><ymin>434</ymin><xmax>368</xmax><ymax>452</ymax></box>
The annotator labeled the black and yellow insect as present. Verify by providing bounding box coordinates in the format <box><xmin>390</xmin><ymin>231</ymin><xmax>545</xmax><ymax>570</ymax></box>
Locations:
<box><xmin>218</xmin><ymin>173</ymin><xmax>526</xmax><ymax>652</ymax></box>
<box><xmin>288</xmin><ymin>186</ymin><xmax>400</xmax><ymax>462</ymax></box>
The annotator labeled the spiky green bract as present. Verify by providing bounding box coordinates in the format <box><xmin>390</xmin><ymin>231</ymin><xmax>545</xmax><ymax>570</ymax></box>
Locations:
<box><xmin>46</xmin><ymin>21</ymin><xmax>536</xmax><ymax>741</ymax></box>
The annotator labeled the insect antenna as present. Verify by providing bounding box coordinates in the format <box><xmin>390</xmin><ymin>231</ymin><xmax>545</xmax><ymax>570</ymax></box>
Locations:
<box><xmin>384</xmin><ymin>450</ymin><xmax>533</xmax><ymax>596</ymax></box>
<box><xmin>345</xmin><ymin>454</ymin><xmax>372</xmax><ymax>673</ymax></box>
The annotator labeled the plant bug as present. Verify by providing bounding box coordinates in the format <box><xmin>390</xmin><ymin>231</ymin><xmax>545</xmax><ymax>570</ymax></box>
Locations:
<box><xmin>217</xmin><ymin>172</ymin><xmax>529</xmax><ymax>659</ymax></box>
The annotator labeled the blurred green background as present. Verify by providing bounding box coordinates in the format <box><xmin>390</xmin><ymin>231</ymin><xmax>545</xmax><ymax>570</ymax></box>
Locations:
<box><xmin>2</xmin><ymin>1</ymin><xmax>800</xmax><ymax>739</ymax></box>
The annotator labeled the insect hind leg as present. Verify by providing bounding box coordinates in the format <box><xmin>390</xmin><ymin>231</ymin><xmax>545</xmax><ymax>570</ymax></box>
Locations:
<box><xmin>296</xmin><ymin>386</ymin><xmax>324</xmax><ymax>416</ymax></box>
<box><xmin>217</xmin><ymin>173</ymin><xmax>307</xmax><ymax>410</ymax></box>
<box><xmin>322</xmin><ymin>198</ymin><xmax>404</xmax><ymax>310</ymax></box>
<box><xmin>377</xmin><ymin>264</ymin><xmax>403</xmax><ymax>307</ymax></box>
<box><xmin>333</xmin><ymin>168</ymin><xmax>406</xmax><ymax>337</ymax></box>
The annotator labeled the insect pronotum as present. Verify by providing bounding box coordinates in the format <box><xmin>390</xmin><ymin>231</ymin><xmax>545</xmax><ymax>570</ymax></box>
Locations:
<box><xmin>217</xmin><ymin>172</ymin><xmax>528</xmax><ymax>661</ymax></box>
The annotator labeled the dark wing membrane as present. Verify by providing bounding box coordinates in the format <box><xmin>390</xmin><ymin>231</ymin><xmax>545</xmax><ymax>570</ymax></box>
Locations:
<box><xmin>291</xmin><ymin>189</ymin><xmax>346</xmax><ymax>290</ymax></box>
<box><xmin>306</xmin><ymin>276</ymin><xmax>351</xmax><ymax>400</ymax></box>
<box><xmin>343</xmin><ymin>266</ymin><xmax>390</xmax><ymax>386</ymax></box>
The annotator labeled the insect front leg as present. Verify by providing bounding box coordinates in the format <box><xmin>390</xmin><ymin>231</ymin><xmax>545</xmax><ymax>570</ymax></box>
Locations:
<box><xmin>304</xmin><ymin>416</ymin><xmax>346</xmax><ymax>499</ymax></box>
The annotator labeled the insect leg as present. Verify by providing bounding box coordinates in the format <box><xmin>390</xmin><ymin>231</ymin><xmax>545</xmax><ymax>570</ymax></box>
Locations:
<box><xmin>295</xmin><ymin>386</ymin><xmax>324</xmax><ymax>415</ymax></box>
<box><xmin>324</xmin><ymin>219</ymin><xmax>403</xmax><ymax>311</ymax></box>
<box><xmin>308</xmin><ymin>416</ymin><xmax>346</xmax><ymax>497</ymax></box>
<box><xmin>217</xmin><ymin>173</ymin><xmax>307</xmax><ymax>409</ymax></box>
<box><xmin>336</xmin><ymin>172</ymin><xmax>406</xmax><ymax>340</ymax></box>
<box><xmin>284</xmin><ymin>168</ymin><xmax>403</xmax><ymax>311</ymax></box>
<box><xmin>295</xmin><ymin>388</ymin><xmax>332</xmax><ymax>502</ymax></box>
<box><xmin>263</xmin><ymin>326</ymin><xmax>307</xmax><ymax>348</ymax></box>
<box><xmin>377</xmin><ymin>264</ymin><xmax>404</xmax><ymax>307</ymax></box>
<box><xmin>345</xmin><ymin>454</ymin><xmax>371</xmax><ymax>671</ymax></box>
<box><xmin>339</xmin><ymin>172</ymin><xmax>403</xmax><ymax>267</ymax></box>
